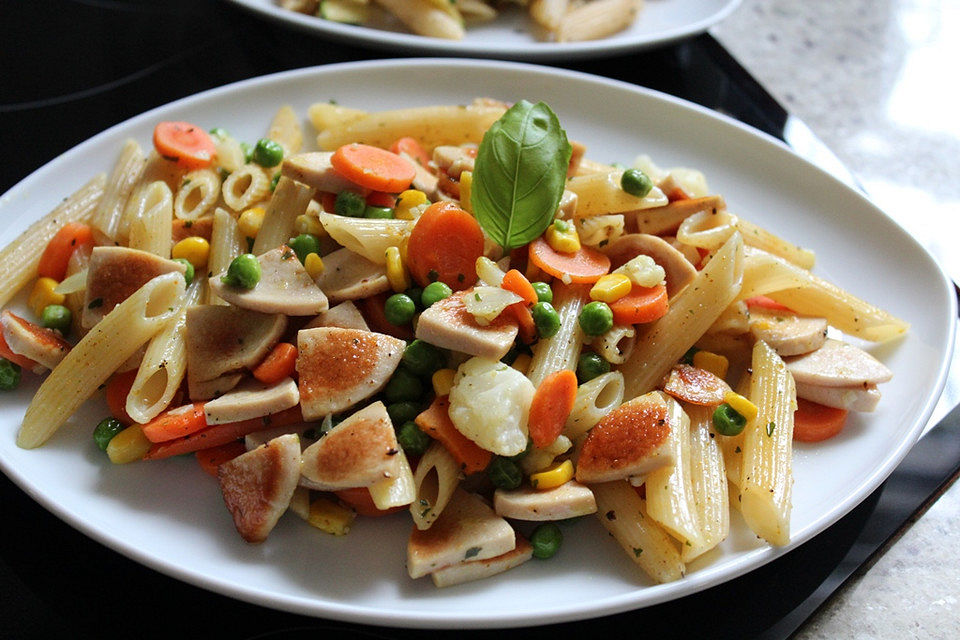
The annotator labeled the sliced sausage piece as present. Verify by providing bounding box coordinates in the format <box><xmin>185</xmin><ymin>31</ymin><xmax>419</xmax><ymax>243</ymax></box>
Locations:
<box><xmin>300</xmin><ymin>401</ymin><xmax>401</xmax><ymax>490</ymax></box>
<box><xmin>784</xmin><ymin>339</ymin><xmax>893</xmax><ymax>387</ymax></box>
<box><xmin>296</xmin><ymin>326</ymin><xmax>404</xmax><ymax>419</ymax></box>
<box><xmin>431</xmin><ymin>534</ymin><xmax>533</xmax><ymax>588</ymax></box>
<box><xmin>407</xmin><ymin>488</ymin><xmax>516</xmax><ymax>579</ymax></box>
<box><xmin>210</xmin><ymin>245</ymin><xmax>328</xmax><ymax>316</ymax></box>
<box><xmin>312</xmin><ymin>247</ymin><xmax>390</xmax><ymax>305</ymax></box>
<box><xmin>415</xmin><ymin>290</ymin><xmax>518</xmax><ymax>360</ymax></box>
<box><xmin>662</xmin><ymin>364</ymin><xmax>731</xmax><ymax>406</ymax></box>
<box><xmin>748</xmin><ymin>308</ymin><xmax>828</xmax><ymax>357</ymax></box>
<box><xmin>795</xmin><ymin>381</ymin><xmax>882</xmax><ymax>412</ymax></box>
<box><xmin>602</xmin><ymin>234</ymin><xmax>697</xmax><ymax>297</ymax></box>
<box><xmin>303</xmin><ymin>300</ymin><xmax>370</xmax><ymax>331</ymax></box>
<box><xmin>204</xmin><ymin>377</ymin><xmax>300</xmax><ymax>425</ymax></box>
<box><xmin>218</xmin><ymin>433</ymin><xmax>302</xmax><ymax>543</ymax></box>
<box><xmin>282</xmin><ymin>152</ymin><xmax>366</xmax><ymax>195</ymax></box>
<box><xmin>494</xmin><ymin>481</ymin><xmax>597</xmax><ymax>521</ymax></box>
<box><xmin>0</xmin><ymin>311</ymin><xmax>71</xmax><ymax>373</ymax></box>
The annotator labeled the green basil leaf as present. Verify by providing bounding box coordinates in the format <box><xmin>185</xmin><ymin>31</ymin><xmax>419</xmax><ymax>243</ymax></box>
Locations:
<box><xmin>471</xmin><ymin>100</ymin><xmax>572</xmax><ymax>251</ymax></box>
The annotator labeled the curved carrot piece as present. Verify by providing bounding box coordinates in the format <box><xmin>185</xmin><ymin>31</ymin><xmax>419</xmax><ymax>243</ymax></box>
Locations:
<box><xmin>143</xmin><ymin>406</ymin><xmax>303</xmax><ymax>459</ymax></box>
<box><xmin>105</xmin><ymin>370</ymin><xmax>138</xmax><ymax>425</ymax></box>
<box><xmin>252</xmin><ymin>342</ymin><xmax>297</xmax><ymax>385</ymax></box>
<box><xmin>609</xmin><ymin>283</ymin><xmax>669</xmax><ymax>325</ymax></box>
<box><xmin>528</xmin><ymin>369</ymin><xmax>578</xmax><ymax>448</ymax></box>
<box><xmin>335</xmin><ymin>487</ymin><xmax>406</xmax><ymax>517</ymax></box>
<box><xmin>365</xmin><ymin>191</ymin><xmax>398</xmax><ymax>208</ymax></box>
<box><xmin>196</xmin><ymin>441</ymin><xmax>248</xmax><ymax>477</ymax></box>
<box><xmin>141</xmin><ymin>403</ymin><xmax>207</xmax><ymax>443</ymax></box>
<box><xmin>390</xmin><ymin>136</ymin><xmax>431</xmax><ymax>168</ymax></box>
<box><xmin>38</xmin><ymin>222</ymin><xmax>94</xmax><ymax>281</ymax></box>
<box><xmin>406</xmin><ymin>201</ymin><xmax>484</xmax><ymax>289</ymax></box>
<box><xmin>744</xmin><ymin>295</ymin><xmax>792</xmax><ymax>312</ymax></box>
<box><xmin>331</xmin><ymin>143</ymin><xmax>416</xmax><ymax>193</ymax></box>
<box><xmin>153</xmin><ymin>121</ymin><xmax>216</xmax><ymax>170</ymax></box>
<box><xmin>415</xmin><ymin>396</ymin><xmax>492</xmax><ymax>475</ymax></box>
<box><xmin>501</xmin><ymin>269</ymin><xmax>537</xmax><ymax>306</ymax></box>
<box><xmin>505</xmin><ymin>302</ymin><xmax>537</xmax><ymax>344</ymax></box>
<box><xmin>793</xmin><ymin>398</ymin><xmax>848</xmax><ymax>442</ymax></box>
<box><xmin>528</xmin><ymin>237</ymin><xmax>610</xmax><ymax>284</ymax></box>
<box><xmin>360</xmin><ymin>292</ymin><xmax>415</xmax><ymax>340</ymax></box>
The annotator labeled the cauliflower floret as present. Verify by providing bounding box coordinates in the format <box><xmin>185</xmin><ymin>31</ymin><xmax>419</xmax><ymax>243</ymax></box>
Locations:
<box><xmin>614</xmin><ymin>254</ymin><xmax>665</xmax><ymax>287</ymax></box>
<box><xmin>448</xmin><ymin>357</ymin><xmax>535</xmax><ymax>456</ymax></box>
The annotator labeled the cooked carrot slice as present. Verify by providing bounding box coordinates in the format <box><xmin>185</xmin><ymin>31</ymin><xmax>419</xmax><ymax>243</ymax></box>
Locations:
<box><xmin>609</xmin><ymin>283</ymin><xmax>668</xmax><ymax>325</ymax></box>
<box><xmin>38</xmin><ymin>222</ymin><xmax>94</xmax><ymax>281</ymax></box>
<box><xmin>406</xmin><ymin>201</ymin><xmax>484</xmax><ymax>290</ymax></box>
<box><xmin>528</xmin><ymin>237</ymin><xmax>610</xmax><ymax>284</ymax></box>
<box><xmin>528</xmin><ymin>370</ymin><xmax>578</xmax><ymax>448</ymax></box>
<box><xmin>153</xmin><ymin>121</ymin><xmax>216</xmax><ymax>170</ymax></box>
<box><xmin>331</xmin><ymin>143</ymin><xmax>416</xmax><ymax>193</ymax></box>
<box><xmin>794</xmin><ymin>398</ymin><xmax>848</xmax><ymax>442</ymax></box>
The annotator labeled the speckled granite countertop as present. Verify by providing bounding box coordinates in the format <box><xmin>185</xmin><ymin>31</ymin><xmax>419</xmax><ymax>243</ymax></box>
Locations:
<box><xmin>713</xmin><ymin>2</ymin><xmax>960</xmax><ymax>637</ymax></box>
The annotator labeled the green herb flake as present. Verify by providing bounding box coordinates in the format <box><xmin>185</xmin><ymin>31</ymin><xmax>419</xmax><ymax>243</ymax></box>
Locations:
<box><xmin>632</xmin><ymin>547</ymin><xmax>643</xmax><ymax>557</ymax></box>
<box><xmin>766</xmin><ymin>421</ymin><xmax>776</xmax><ymax>436</ymax></box>
<box><xmin>465</xmin><ymin>546</ymin><xmax>481</xmax><ymax>560</ymax></box>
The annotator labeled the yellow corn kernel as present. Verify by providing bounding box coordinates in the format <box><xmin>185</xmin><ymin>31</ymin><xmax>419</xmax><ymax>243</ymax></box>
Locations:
<box><xmin>589</xmin><ymin>273</ymin><xmax>632</xmax><ymax>304</ymax></box>
<box><xmin>29</xmin><ymin>277</ymin><xmax>65</xmax><ymax>316</ymax></box>
<box><xmin>394</xmin><ymin>189</ymin><xmax>428</xmax><ymax>220</ymax></box>
<box><xmin>171</xmin><ymin>236</ymin><xmax>210</xmax><ymax>269</ymax></box>
<box><xmin>432</xmin><ymin>368</ymin><xmax>457</xmax><ymax>397</ymax></box>
<box><xmin>237</xmin><ymin>206</ymin><xmax>266</xmax><ymax>238</ymax></box>
<box><xmin>106</xmin><ymin>425</ymin><xmax>152</xmax><ymax>464</ymax></box>
<box><xmin>511</xmin><ymin>353</ymin><xmax>532</xmax><ymax>375</ymax></box>
<box><xmin>459</xmin><ymin>171</ymin><xmax>473</xmax><ymax>214</ymax></box>
<box><xmin>723</xmin><ymin>391</ymin><xmax>758</xmax><ymax>423</ymax></box>
<box><xmin>529</xmin><ymin>459</ymin><xmax>574</xmax><ymax>491</ymax></box>
<box><xmin>304</xmin><ymin>252</ymin><xmax>325</xmax><ymax>279</ymax></box>
<box><xmin>694</xmin><ymin>350</ymin><xmax>729</xmax><ymax>379</ymax></box>
<box><xmin>385</xmin><ymin>245</ymin><xmax>410</xmax><ymax>292</ymax></box>
<box><xmin>294</xmin><ymin>213</ymin><xmax>325</xmax><ymax>238</ymax></box>
<box><xmin>545</xmin><ymin>220</ymin><xmax>581</xmax><ymax>253</ymax></box>
<box><xmin>308</xmin><ymin>497</ymin><xmax>355</xmax><ymax>536</ymax></box>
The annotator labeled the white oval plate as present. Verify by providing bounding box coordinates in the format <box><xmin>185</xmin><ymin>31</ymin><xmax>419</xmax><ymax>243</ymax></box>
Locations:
<box><xmin>225</xmin><ymin>0</ymin><xmax>741</xmax><ymax>61</ymax></box>
<box><xmin>0</xmin><ymin>59</ymin><xmax>953</xmax><ymax>628</ymax></box>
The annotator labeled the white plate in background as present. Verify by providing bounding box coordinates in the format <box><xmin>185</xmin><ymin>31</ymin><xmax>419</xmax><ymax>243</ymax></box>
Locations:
<box><xmin>0</xmin><ymin>59</ymin><xmax>953</xmax><ymax>628</ymax></box>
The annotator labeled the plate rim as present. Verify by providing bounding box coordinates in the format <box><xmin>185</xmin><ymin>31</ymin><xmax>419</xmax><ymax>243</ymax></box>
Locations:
<box><xmin>0</xmin><ymin>58</ymin><xmax>954</xmax><ymax>628</ymax></box>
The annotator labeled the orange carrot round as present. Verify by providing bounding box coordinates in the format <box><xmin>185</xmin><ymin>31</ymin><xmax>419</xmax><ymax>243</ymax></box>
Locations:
<box><xmin>415</xmin><ymin>396</ymin><xmax>492</xmax><ymax>474</ymax></box>
<box><xmin>153</xmin><ymin>121</ymin><xmax>216</xmax><ymax>170</ymax></box>
<box><xmin>528</xmin><ymin>237</ymin><xmax>610</xmax><ymax>284</ymax></box>
<box><xmin>38</xmin><ymin>222</ymin><xmax>94</xmax><ymax>281</ymax></box>
<box><xmin>501</xmin><ymin>269</ymin><xmax>538</xmax><ymax>306</ymax></box>
<box><xmin>196</xmin><ymin>441</ymin><xmax>248</xmax><ymax>477</ymax></box>
<box><xmin>389</xmin><ymin>136</ymin><xmax>431</xmax><ymax>168</ymax></box>
<box><xmin>105</xmin><ymin>369</ymin><xmax>139</xmax><ymax>425</ymax></box>
<box><xmin>252</xmin><ymin>342</ymin><xmax>297</xmax><ymax>385</ymax></box>
<box><xmin>141</xmin><ymin>402</ymin><xmax>207</xmax><ymax>443</ymax></box>
<box><xmin>331</xmin><ymin>143</ymin><xmax>416</xmax><ymax>193</ymax></box>
<box><xmin>335</xmin><ymin>487</ymin><xmax>406</xmax><ymax>517</ymax></box>
<box><xmin>609</xmin><ymin>283</ymin><xmax>669</xmax><ymax>325</ymax></box>
<box><xmin>406</xmin><ymin>201</ymin><xmax>484</xmax><ymax>289</ymax></box>
<box><xmin>528</xmin><ymin>369</ymin><xmax>578</xmax><ymax>448</ymax></box>
<box><xmin>793</xmin><ymin>398</ymin><xmax>848</xmax><ymax>442</ymax></box>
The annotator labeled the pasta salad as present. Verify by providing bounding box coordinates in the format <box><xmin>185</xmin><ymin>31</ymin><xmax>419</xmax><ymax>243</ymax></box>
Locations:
<box><xmin>0</xmin><ymin>97</ymin><xmax>908</xmax><ymax>588</ymax></box>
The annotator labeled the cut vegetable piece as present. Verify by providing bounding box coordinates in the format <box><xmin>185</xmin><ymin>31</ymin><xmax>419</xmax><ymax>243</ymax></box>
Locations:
<box><xmin>204</xmin><ymin>377</ymin><xmax>300</xmax><ymax>425</ymax></box>
<box><xmin>528</xmin><ymin>236</ymin><xmax>610</xmax><ymax>284</ymax></box>
<box><xmin>431</xmin><ymin>535</ymin><xmax>533</xmax><ymax>588</ymax></box>
<box><xmin>406</xmin><ymin>201</ymin><xmax>485</xmax><ymax>289</ymax></box>
<box><xmin>784</xmin><ymin>339</ymin><xmax>893</xmax><ymax>387</ymax></box>
<box><xmin>312</xmin><ymin>247</ymin><xmax>390</xmax><ymax>305</ymax></box>
<box><xmin>493</xmin><ymin>481</ymin><xmax>597</xmax><ymax>521</ymax></box>
<box><xmin>210</xmin><ymin>245</ymin><xmax>328</xmax><ymax>316</ymax></box>
<box><xmin>415</xmin><ymin>290</ymin><xmax>518</xmax><ymax>360</ymax></box>
<box><xmin>331</xmin><ymin>143</ymin><xmax>416</xmax><ymax>193</ymax></box>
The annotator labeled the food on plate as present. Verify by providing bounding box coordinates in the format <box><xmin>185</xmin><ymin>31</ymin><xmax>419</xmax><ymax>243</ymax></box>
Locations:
<box><xmin>1</xmin><ymin>96</ymin><xmax>908</xmax><ymax>589</ymax></box>
<box><xmin>277</xmin><ymin>0</ymin><xmax>643</xmax><ymax>42</ymax></box>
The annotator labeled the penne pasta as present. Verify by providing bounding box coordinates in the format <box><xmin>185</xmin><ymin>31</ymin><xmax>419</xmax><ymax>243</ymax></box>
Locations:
<box><xmin>410</xmin><ymin>441</ymin><xmax>462</xmax><ymax>530</ymax></box>
<box><xmin>565</xmin><ymin>371</ymin><xmax>624</xmax><ymax>440</ymax></box>
<box><xmin>527</xmin><ymin>283</ymin><xmax>589</xmax><ymax>388</ymax></box>
<box><xmin>127</xmin><ymin>181</ymin><xmax>174</xmax><ymax>258</ymax></box>
<box><xmin>251</xmin><ymin>177</ymin><xmax>316</xmax><ymax>255</ymax></box>
<box><xmin>593</xmin><ymin>324</ymin><xmax>636</xmax><ymax>365</ymax></box>
<box><xmin>222</xmin><ymin>163</ymin><xmax>271</xmax><ymax>213</ymax></box>
<box><xmin>173</xmin><ymin>169</ymin><xmax>221</xmax><ymax>221</ymax></box>
<box><xmin>557</xmin><ymin>0</ymin><xmax>642</xmax><ymax>43</ymax></box>
<box><xmin>267</xmin><ymin>105</ymin><xmax>303</xmax><ymax>156</ymax></box>
<box><xmin>735</xmin><ymin>217</ymin><xmax>815</xmax><ymax>269</ymax></box>
<box><xmin>206</xmin><ymin>207</ymin><xmax>245</xmax><ymax>305</ymax></box>
<box><xmin>318</xmin><ymin>212</ymin><xmax>413</xmax><ymax>265</ymax></box>
<box><xmin>92</xmin><ymin>139</ymin><xmax>146</xmax><ymax>243</ymax></box>
<box><xmin>373</xmin><ymin>0</ymin><xmax>465</xmax><ymax>40</ymax></box>
<box><xmin>681</xmin><ymin>404</ymin><xmax>729</xmax><ymax>563</ymax></box>
<box><xmin>567</xmin><ymin>170</ymin><xmax>667</xmax><ymax>218</ymax></box>
<box><xmin>369</xmin><ymin>446</ymin><xmax>417</xmax><ymax>510</ymax></box>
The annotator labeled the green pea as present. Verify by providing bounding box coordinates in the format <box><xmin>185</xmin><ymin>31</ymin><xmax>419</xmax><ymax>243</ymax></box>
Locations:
<box><xmin>288</xmin><ymin>233</ymin><xmax>321</xmax><ymax>264</ymax></box>
<box><xmin>577</xmin><ymin>352</ymin><xmax>610</xmax><ymax>384</ymax></box>
<box><xmin>578</xmin><ymin>301</ymin><xmax>613</xmax><ymax>336</ymax></box>
<box><xmin>240</xmin><ymin>141</ymin><xmax>254</xmax><ymax>163</ymax></box>
<box><xmin>405</xmin><ymin>287</ymin><xmax>424</xmax><ymax>310</ymax></box>
<box><xmin>387</xmin><ymin>401</ymin><xmax>421</xmax><ymax>426</ymax></box>
<box><xmin>487</xmin><ymin>456</ymin><xmax>522</xmax><ymax>490</ymax></box>
<box><xmin>252</xmin><ymin>138</ymin><xmax>284</xmax><ymax>168</ymax></box>
<box><xmin>208</xmin><ymin>127</ymin><xmax>229</xmax><ymax>139</ymax></box>
<box><xmin>402</xmin><ymin>340</ymin><xmax>445</xmax><ymax>377</ymax></box>
<box><xmin>334</xmin><ymin>191</ymin><xmax>366</xmax><ymax>217</ymax></box>
<box><xmin>620</xmin><ymin>168</ymin><xmax>653</xmax><ymax>198</ymax></box>
<box><xmin>396</xmin><ymin>421</ymin><xmax>431</xmax><ymax>456</ymax></box>
<box><xmin>270</xmin><ymin>172</ymin><xmax>281</xmax><ymax>192</ymax></box>
<box><xmin>531</xmin><ymin>281</ymin><xmax>553</xmax><ymax>303</ymax></box>
<box><xmin>421</xmin><ymin>281</ymin><xmax>453</xmax><ymax>308</ymax></box>
<box><xmin>530</xmin><ymin>523</ymin><xmax>563</xmax><ymax>559</ymax></box>
<box><xmin>384</xmin><ymin>367</ymin><xmax>424</xmax><ymax>403</ymax></box>
<box><xmin>384</xmin><ymin>293</ymin><xmax>416</xmax><ymax>326</ymax></box>
<box><xmin>531</xmin><ymin>302</ymin><xmax>561</xmax><ymax>339</ymax></box>
<box><xmin>0</xmin><ymin>358</ymin><xmax>21</xmax><ymax>391</ymax></box>
<box><xmin>713</xmin><ymin>403</ymin><xmax>747</xmax><ymax>436</ymax></box>
<box><xmin>173</xmin><ymin>257</ymin><xmax>195</xmax><ymax>286</ymax></box>
<box><xmin>41</xmin><ymin>304</ymin><xmax>72</xmax><ymax>333</ymax></box>
<box><xmin>553</xmin><ymin>218</ymin><xmax>571</xmax><ymax>233</ymax></box>
<box><xmin>93</xmin><ymin>417</ymin><xmax>125</xmax><ymax>451</ymax></box>
<box><xmin>363</xmin><ymin>205</ymin><xmax>393</xmax><ymax>219</ymax></box>
<box><xmin>222</xmin><ymin>253</ymin><xmax>261</xmax><ymax>290</ymax></box>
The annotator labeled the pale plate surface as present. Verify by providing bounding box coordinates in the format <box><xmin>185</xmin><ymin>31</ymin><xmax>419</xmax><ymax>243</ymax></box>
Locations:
<box><xmin>0</xmin><ymin>59</ymin><xmax>953</xmax><ymax>628</ymax></box>
<box><xmin>225</xmin><ymin>0</ymin><xmax>741</xmax><ymax>60</ymax></box>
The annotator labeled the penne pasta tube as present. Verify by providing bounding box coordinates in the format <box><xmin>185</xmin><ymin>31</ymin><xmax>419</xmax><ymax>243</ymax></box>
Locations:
<box><xmin>681</xmin><ymin>404</ymin><xmax>729</xmax><ymax>563</ymax></box>
<box><xmin>206</xmin><ymin>208</ymin><xmax>245</xmax><ymax>305</ymax></box>
<box><xmin>222</xmin><ymin>163</ymin><xmax>270</xmax><ymax>212</ymax></box>
<box><xmin>740</xmin><ymin>339</ymin><xmax>797</xmax><ymax>546</ymax></box>
<box><xmin>252</xmin><ymin>177</ymin><xmax>316</xmax><ymax>255</ymax></box>
<box><xmin>735</xmin><ymin>217</ymin><xmax>815</xmax><ymax>269</ymax></box>
<box><xmin>92</xmin><ymin>139</ymin><xmax>146</xmax><ymax>242</ymax></box>
<box><xmin>267</xmin><ymin>105</ymin><xmax>303</xmax><ymax>156</ymax></box>
<box><xmin>530</xmin><ymin>0</ymin><xmax>569</xmax><ymax>31</ymax></box>
<box><xmin>126</xmin><ymin>280</ymin><xmax>202</xmax><ymax>424</ymax></box>
<box><xmin>557</xmin><ymin>0</ymin><xmax>642</xmax><ymax>42</ymax></box>
<box><xmin>173</xmin><ymin>169</ymin><xmax>220</xmax><ymax>221</ymax></box>
<box><xmin>373</xmin><ymin>0</ymin><xmax>465</xmax><ymax>40</ymax></box>
<box><xmin>0</xmin><ymin>174</ymin><xmax>104</xmax><ymax>308</ymax></box>
<box><xmin>17</xmin><ymin>272</ymin><xmax>186</xmax><ymax>448</ymax></box>
<box><xmin>127</xmin><ymin>181</ymin><xmax>174</xmax><ymax>258</ymax></box>
<box><xmin>594</xmin><ymin>324</ymin><xmax>636</xmax><ymax>365</ymax></box>
<box><xmin>676</xmin><ymin>208</ymin><xmax>738</xmax><ymax>250</ymax></box>
<box><xmin>564</xmin><ymin>371</ymin><xmax>624</xmax><ymax>440</ymax></box>
<box><xmin>567</xmin><ymin>170</ymin><xmax>667</xmax><ymax>218</ymax></box>
<box><xmin>410</xmin><ymin>442</ymin><xmax>462</xmax><ymax>530</ymax></box>
<box><xmin>307</xmin><ymin>102</ymin><xmax>367</xmax><ymax>134</ymax></box>
<box><xmin>527</xmin><ymin>283</ymin><xmax>590</xmax><ymax>388</ymax></box>
<box><xmin>592</xmin><ymin>480</ymin><xmax>685</xmax><ymax>583</ymax></box>
<box><xmin>369</xmin><ymin>446</ymin><xmax>416</xmax><ymax>510</ymax></box>
<box><xmin>318</xmin><ymin>212</ymin><xmax>413</xmax><ymax>265</ymax></box>
<box><xmin>620</xmin><ymin>232</ymin><xmax>744</xmax><ymax>400</ymax></box>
